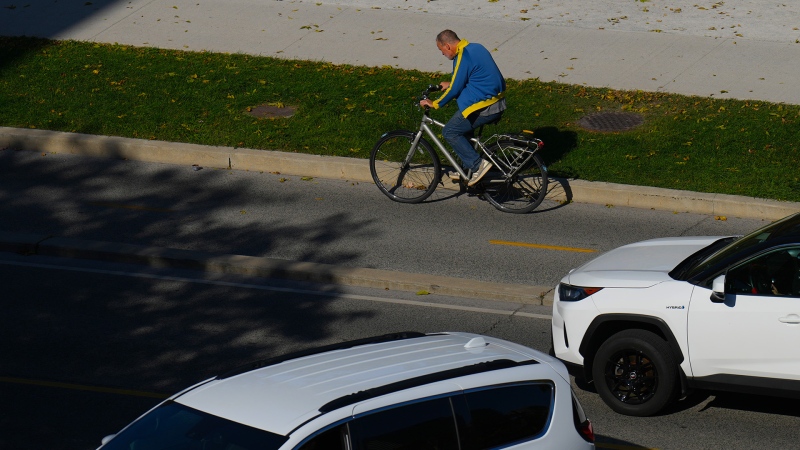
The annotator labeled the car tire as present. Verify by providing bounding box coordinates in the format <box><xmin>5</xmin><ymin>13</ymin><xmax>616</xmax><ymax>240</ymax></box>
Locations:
<box><xmin>591</xmin><ymin>329</ymin><xmax>678</xmax><ymax>416</ymax></box>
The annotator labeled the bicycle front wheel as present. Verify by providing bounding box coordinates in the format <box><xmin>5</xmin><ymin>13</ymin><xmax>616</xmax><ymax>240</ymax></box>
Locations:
<box><xmin>369</xmin><ymin>130</ymin><xmax>441</xmax><ymax>204</ymax></box>
<box><xmin>483</xmin><ymin>144</ymin><xmax>549</xmax><ymax>214</ymax></box>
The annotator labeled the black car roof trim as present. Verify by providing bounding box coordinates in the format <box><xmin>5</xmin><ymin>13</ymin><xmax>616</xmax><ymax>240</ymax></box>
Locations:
<box><xmin>318</xmin><ymin>358</ymin><xmax>539</xmax><ymax>413</ymax></box>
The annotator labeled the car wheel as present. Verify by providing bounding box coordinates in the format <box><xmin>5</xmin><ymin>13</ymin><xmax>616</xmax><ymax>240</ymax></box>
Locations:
<box><xmin>591</xmin><ymin>329</ymin><xmax>678</xmax><ymax>416</ymax></box>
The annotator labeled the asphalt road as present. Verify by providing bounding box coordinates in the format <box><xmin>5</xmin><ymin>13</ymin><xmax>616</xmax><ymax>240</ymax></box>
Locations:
<box><xmin>0</xmin><ymin>149</ymin><xmax>769</xmax><ymax>288</ymax></box>
<box><xmin>1</xmin><ymin>254</ymin><xmax>797</xmax><ymax>450</ymax></box>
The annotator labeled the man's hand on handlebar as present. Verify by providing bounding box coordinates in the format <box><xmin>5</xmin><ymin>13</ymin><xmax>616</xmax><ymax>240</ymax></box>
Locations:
<box><xmin>419</xmin><ymin>82</ymin><xmax>447</xmax><ymax>109</ymax></box>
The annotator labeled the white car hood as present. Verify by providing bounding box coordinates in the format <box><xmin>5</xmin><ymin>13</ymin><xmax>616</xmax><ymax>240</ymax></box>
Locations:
<box><xmin>566</xmin><ymin>236</ymin><xmax>725</xmax><ymax>288</ymax></box>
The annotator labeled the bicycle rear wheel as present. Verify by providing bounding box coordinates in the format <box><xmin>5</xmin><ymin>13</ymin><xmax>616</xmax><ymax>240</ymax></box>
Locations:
<box><xmin>482</xmin><ymin>143</ymin><xmax>548</xmax><ymax>214</ymax></box>
<box><xmin>370</xmin><ymin>130</ymin><xmax>441</xmax><ymax>204</ymax></box>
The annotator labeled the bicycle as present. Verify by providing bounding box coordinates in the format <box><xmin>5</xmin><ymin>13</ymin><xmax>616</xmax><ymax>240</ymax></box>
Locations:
<box><xmin>369</xmin><ymin>85</ymin><xmax>549</xmax><ymax>214</ymax></box>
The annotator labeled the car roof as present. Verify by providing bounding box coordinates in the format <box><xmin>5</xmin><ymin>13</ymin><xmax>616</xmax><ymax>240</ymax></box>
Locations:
<box><xmin>173</xmin><ymin>332</ymin><xmax>547</xmax><ymax>436</ymax></box>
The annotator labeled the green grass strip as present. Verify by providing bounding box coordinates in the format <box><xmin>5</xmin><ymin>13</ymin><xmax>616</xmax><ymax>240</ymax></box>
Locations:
<box><xmin>2</xmin><ymin>36</ymin><xmax>799</xmax><ymax>201</ymax></box>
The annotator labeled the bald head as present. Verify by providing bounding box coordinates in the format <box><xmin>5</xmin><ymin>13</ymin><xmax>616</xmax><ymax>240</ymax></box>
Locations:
<box><xmin>436</xmin><ymin>30</ymin><xmax>460</xmax><ymax>45</ymax></box>
<box><xmin>435</xmin><ymin>30</ymin><xmax>461</xmax><ymax>60</ymax></box>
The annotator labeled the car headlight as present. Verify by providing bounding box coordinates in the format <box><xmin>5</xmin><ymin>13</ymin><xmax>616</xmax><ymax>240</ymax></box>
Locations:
<box><xmin>558</xmin><ymin>283</ymin><xmax>602</xmax><ymax>302</ymax></box>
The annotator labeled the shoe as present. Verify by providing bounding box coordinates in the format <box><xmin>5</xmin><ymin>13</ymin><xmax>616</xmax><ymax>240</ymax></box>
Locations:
<box><xmin>467</xmin><ymin>159</ymin><xmax>492</xmax><ymax>186</ymax></box>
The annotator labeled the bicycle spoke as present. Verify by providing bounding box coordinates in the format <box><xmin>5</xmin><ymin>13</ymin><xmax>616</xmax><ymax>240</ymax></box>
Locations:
<box><xmin>369</xmin><ymin>131</ymin><xmax>440</xmax><ymax>203</ymax></box>
<box><xmin>482</xmin><ymin>142</ymin><xmax>548</xmax><ymax>213</ymax></box>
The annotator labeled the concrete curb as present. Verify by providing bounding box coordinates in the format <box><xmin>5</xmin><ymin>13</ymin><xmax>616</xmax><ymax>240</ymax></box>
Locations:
<box><xmin>0</xmin><ymin>231</ymin><xmax>554</xmax><ymax>306</ymax></box>
<box><xmin>4</xmin><ymin>127</ymin><xmax>799</xmax><ymax>220</ymax></box>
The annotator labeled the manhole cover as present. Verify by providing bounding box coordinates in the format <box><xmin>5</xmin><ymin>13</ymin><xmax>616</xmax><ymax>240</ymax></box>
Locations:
<box><xmin>577</xmin><ymin>111</ymin><xmax>644</xmax><ymax>132</ymax></box>
<box><xmin>247</xmin><ymin>104</ymin><xmax>296</xmax><ymax>119</ymax></box>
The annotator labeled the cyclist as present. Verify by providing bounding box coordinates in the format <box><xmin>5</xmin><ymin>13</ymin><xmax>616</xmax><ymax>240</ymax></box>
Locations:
<box><xmin>419</xmin><ymin>29</ymin><xmax>507</xmax><ymax>186</ymax></box>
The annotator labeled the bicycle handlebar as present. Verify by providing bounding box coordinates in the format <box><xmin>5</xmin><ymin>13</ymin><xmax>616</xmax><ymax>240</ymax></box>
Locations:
<box><xmin>420</xmin><ymin>84</ymin><xmax>442</xmax><ymax>101</ymax></box>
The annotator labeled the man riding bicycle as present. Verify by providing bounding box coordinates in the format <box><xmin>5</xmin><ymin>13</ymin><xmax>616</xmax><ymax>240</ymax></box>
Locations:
<box><xmin>419</xmin><ymin>29</ymin><xmax>507</xmax><ymax>186</ymax></box>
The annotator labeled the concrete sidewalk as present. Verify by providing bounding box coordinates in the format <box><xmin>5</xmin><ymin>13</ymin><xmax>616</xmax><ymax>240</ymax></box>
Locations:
<box><xmin>2</xmin><ymin>0</ymin><xmax>800</xmax><ymax>105</ymax></box>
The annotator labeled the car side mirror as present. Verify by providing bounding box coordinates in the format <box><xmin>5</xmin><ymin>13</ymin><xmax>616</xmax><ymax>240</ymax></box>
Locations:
<box><xmin>710</xmin><ymin>275</ymin><xmax>726</xmax><ymax>303</ymax></box>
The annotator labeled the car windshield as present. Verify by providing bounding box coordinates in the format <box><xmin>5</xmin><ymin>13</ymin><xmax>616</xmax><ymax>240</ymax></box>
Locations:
<box><xmin>683</xmin><ymin>213</ymin><xmax>800</xmax><ymax>279</ymax></box>
<box><xmin>102</xmin><ymin>401</ymin><xmax>288</xmax><ymax>450</ymax></box>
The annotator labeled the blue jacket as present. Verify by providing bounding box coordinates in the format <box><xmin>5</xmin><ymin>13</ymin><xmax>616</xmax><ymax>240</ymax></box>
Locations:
<box><xmin>432</xmin><ymin>40</ymin><xmax>506</xmax><ymax>117</ymax></box>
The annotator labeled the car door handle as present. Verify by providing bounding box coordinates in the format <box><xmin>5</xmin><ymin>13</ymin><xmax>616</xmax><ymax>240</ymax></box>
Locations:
<box><xmin>779</xmin><ymin>314</ymin><xmax>800</xmax><ymax>324</ymax></box>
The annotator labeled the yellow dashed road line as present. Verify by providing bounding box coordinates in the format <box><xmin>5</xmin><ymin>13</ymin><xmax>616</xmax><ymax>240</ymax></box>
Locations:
<box><xmin>0</xmin><ymin>376</ymin><xmax>168</xmax><ymax>399</ymax></box>
<box><xmin>490</xmin><ymin>240</ymin><xmax>597</xmax><ymax>253</ymax></box>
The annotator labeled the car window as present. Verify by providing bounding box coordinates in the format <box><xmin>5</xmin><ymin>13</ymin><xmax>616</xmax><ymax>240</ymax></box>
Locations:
<box><xmin>726</xmin><ymin>247</ymin><xmax>800</xmax><ymax>297</ymax></box>
<box><xmin>296</xmin><ymin>423</ymin><xmax>348</xmax><ymax>450</ymax></box>
<box><xmin>350</xmin><ymin>396</ymin><xmax>459</xmax><ymax>450</ymax></box>
<box><xmin>688</xmin><ymin>214</ymin><xmax>800</xmax><ymax>278</ymax></box>
<box><xmin>101</xmin><ymin>401</ymin><xmax>289</xmax><ymax>450</ymax></box>
<box><xmin>458</xmin><ymin>383</ymin><xmax>554</xmax><ymax>450</ymax></box>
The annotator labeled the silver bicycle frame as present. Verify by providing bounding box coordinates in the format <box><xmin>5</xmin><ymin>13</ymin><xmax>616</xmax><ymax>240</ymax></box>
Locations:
<box><xmin>404</xmin><ymin>111</ymin><xmax>529</xmax><ymax>182</ymax></box>
<box><xmin>414</xmin><ymin>115</ymin><xmax>470</xmax><ymax>179</ymax></box>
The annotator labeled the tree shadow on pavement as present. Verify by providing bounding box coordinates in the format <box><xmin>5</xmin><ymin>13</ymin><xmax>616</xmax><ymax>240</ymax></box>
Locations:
<box><xmin>0</xmin><ymin>259</ymin><xmax>379</xmax><ymax>449</ymax></box>
<box><xmin>0</xmin><ymin>0</ymin><xmax>398</xmax><ymax>431</ymax></box>
<box><xmin>0</xmin><ymin>142</ymin><xmax>388</xmax><ymax>448</ymax></box>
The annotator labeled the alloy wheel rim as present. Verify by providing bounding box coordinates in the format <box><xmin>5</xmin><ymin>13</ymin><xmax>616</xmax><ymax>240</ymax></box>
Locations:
<box><xmin>604</xmin><ymin>349</ymin><xmax>658</xmax><ymax>405</ymax></box>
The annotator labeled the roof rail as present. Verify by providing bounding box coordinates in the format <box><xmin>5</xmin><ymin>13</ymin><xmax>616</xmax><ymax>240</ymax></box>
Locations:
<box><xmin>318</xmin><ymin>358</ymin><xmax>539</xmax><ymax>413</ymax></box>
<box><xmin>217</xmin><ymin>331</ymin><xmax>427</xmax><ymax>380</ymax></box>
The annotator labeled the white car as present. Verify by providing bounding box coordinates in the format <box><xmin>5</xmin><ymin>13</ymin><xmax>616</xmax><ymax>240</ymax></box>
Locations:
<box><xmin>99</xmin><ymin>331</ymin><xmax>595</xmax><ymax>449</ymax></box>
<box><xmin>552</xmin><ymin>212</ymin><xmax>800</xmax><ymax>416</ymax></box>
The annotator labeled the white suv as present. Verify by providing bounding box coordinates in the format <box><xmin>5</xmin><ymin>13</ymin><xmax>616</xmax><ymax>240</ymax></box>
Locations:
<box><xmin>552</xmin><ymin>212</ymin><xmax>800</xmax><ymax>416</ymax></box>
<box><xmin>99</xmin><ymin>331</ymin><xmax>595</xmax><ymax>449</ymax></box>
